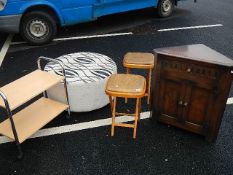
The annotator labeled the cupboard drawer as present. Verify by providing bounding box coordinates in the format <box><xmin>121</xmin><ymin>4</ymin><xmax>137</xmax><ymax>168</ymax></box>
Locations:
<box><xmin>160</xmin><ymin>59</ymin><xmax>221</xmax><ymax>81</ymax></box>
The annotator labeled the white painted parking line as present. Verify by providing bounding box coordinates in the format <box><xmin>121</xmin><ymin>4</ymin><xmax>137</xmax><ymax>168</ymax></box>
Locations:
<box><xmin>11</xmin><ymin>32</ymin><xmax>134</xmax><ymax>45</ymax></box>
<box><xmin>157</xmin><ymin>24</ymin><xmax>223</xmax><ymax>32</ymax></box>
<box><xmin>1</xmin><ymin>96</ymin><xmax>233</xmax><ymax>144</ymax></box>
<box><xmin>54</xmin><ymin>32</ymin><xmax>133</xmax><ymax>41</ymax></box>
<box><xmin>0</xmin><ymin>111</ymin><xmax>150</xmax><ymax>144</ymax></box>
<box><xmin>0</xmin><ymin>34</ymin><xmax>13</xmax><ymax>66</ymax></box>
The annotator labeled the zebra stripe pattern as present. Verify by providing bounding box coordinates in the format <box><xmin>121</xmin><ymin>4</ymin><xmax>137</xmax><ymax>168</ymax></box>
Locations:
<box><xmin>44</xmin><ymin>52</ymin><xmax>117</xmax><ymax>84</ymax></box>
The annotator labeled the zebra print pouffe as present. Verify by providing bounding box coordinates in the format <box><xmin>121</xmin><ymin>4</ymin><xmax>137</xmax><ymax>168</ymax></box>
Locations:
<box><xmin>44</xmin><ymin>52</ymin><xmax>117</xmax><ymax>112</ymax></box>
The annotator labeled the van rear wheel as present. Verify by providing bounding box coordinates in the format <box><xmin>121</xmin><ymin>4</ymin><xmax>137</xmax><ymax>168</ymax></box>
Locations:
<box><xmin>20</xmin><ymin>11</ymin><xmax>57</xmax><ymax>45</ymax></box>
<box><xmin>157</xmin><ymin>0</ymin><xmax>174</xmax><ymax>18</ymax></box>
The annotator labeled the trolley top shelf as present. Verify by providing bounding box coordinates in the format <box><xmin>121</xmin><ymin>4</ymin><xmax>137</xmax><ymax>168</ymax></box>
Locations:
<box><xmin>0</xmin><ymin>70</ymin><xmax>64</xmax><ymax>111</ymax></box>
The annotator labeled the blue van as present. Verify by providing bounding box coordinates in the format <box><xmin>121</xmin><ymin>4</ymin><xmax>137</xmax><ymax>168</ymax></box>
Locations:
<box><xmin>0</xmin><ymin>0</ymin><xmax>186</xmax><ymax>45</ymax></box>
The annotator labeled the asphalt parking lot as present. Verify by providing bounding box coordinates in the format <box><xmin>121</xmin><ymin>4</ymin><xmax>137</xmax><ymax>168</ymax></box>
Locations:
<box><xmin>0</xmin><ymin>0</ymin><xmax>233</xmax><ymax>174</ymax></box>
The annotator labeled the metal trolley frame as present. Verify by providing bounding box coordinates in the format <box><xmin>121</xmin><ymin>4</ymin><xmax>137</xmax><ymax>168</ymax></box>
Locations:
<box><xmin>0</xmin><ymin>57</ymin><xmax>70</xmax><ymax>159</ymax></box>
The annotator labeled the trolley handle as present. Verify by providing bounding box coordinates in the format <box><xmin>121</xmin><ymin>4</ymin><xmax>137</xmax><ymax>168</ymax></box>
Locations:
<box><xmin>0</xmin><ymin>91</ymin><xmax>12</xmax><ymax>118</ymax></box>
<box><xmin>37</xmin><ymin>56</ymin><xmax>67</xmax><ymax>78</ymax></box>
<box><xmin>37</xmin><ymin>56</ymin><xmax>71</xmax><ymax>118</ymax></box>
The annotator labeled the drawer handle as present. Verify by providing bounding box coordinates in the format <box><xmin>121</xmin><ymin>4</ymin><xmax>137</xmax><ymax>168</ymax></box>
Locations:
<box><xmin>183</xmin><ymin>102</ymin><xmax>189</xmax><ymax>107</ymax></box>
<box><xmin>186</xmin><ymin>68</ymin><xmax>192</xmax><ymax>73</ymax></box>
<box><xmin>178</xmin><ymin>100</ymin><xmax>183</xmax><ymax>105</ymax></box>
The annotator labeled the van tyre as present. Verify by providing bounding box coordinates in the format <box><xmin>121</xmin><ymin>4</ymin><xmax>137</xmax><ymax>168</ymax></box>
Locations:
<box><xmin>157</xmin><ymin>0</ymin><xmax>174</xmax><ymax>18</ymax></box>
<box><xmin>20</xmin><ymin>11</ymin><xmax>57</xmax><ymax>45</ymax></box>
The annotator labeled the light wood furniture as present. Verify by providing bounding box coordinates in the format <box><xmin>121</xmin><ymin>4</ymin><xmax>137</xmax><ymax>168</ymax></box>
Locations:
<box><xmin>0</xmin><ymin>57</ymin><xmax>70</xmax><ymax>159</ymax></box>
<box><xmin>151</xmin><ymin>44</ymin><xmax>233</xmax><ymax>142</ymax></box>
<box><xmin>105</xmin><ymin>74</ymin><xmax>146</xmax><ymax>139</ymax></box>
<box><xmin>123</xmin><ymin>52</ymin><xmax>155</xmax><ymax>104</ymax></box>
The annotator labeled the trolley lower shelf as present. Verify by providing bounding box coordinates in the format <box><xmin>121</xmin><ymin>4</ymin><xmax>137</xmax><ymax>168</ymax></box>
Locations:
<box><xmin>0</xmin><ymin>97</ymin><xmax>69</xmax><ymax>143</ymax></box>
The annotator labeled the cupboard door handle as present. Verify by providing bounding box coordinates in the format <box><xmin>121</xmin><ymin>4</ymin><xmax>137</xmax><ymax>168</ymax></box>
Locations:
<box><xmin>183</xmin><ymin>102</ymin><xmax>188</xmax><ymax>107</ymax></box>
<box><xmin>186</xmin><ymin>68</ymin><xmax>192</xmax><ymax>73</ymax></box>
<box><xmin>178</xmin><ymin>100</ymin><xmax>183</xmax><ymax>105</ymax></box>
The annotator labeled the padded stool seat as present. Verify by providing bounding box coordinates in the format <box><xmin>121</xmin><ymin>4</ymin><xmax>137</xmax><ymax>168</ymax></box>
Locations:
<box><xmin>106</xmin><ymin>74</ymin><xmax>146</xmax><ymax>97</ymax></box>
<box><xmin>123</xmin><ymin>52</ymin><xmax>155</xmax><ymax>68</ymax></box>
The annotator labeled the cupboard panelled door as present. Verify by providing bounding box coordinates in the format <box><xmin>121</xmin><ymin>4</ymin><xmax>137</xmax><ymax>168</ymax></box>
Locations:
<box><xmin>182</xmin><ymin>81</ymin><xmax>214</xmax><ymax>135</ymax></box>
<box><xmin>158</xmin><ymin>78</ymin><xmax>184</xmax><ymax>122</ymax></box>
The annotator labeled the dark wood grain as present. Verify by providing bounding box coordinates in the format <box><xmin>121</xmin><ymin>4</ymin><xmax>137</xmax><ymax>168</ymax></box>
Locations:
<box><xmin>152</xmin><ymin>44</ymin><xmax>233</xmax><ymax>142</ymax></box>
<box><xmin>154</xmin><ymin>44</ymin><xmax>233</xmax><ymax>67</ymax></box>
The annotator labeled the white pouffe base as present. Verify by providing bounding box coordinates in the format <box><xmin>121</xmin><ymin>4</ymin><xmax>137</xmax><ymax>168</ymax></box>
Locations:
<box><xmin>47</xmin><ymin>77</ymin><xmax>110</xmax><ymax>112</ymax></box>
<box><xmin>45</xmin><ymin>52</ymin><xmax>117</xmax><ymax>112</ymax></box>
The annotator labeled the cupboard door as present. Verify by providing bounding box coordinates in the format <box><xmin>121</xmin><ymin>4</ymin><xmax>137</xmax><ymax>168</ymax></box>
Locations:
<box><xmin>182</xmin><ymin>83</ymin><xmax>214</xmax><ymax>134</ymax></box>
<box><xmin>158</xmin><ymin>78</ymin><xmax>185</xmax><ymax>122</ymax></box>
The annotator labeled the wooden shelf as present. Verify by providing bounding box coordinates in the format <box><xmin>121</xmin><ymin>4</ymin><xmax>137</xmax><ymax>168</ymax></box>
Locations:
<box><xmin>0</xmin><ymin>70</ymin><xmax>64</xmax><ymax>111</ymax></box>
<box><xmin>0</xmin><ymin>97</ymin><xmax>68</xmax><ymax>143</ymax></box>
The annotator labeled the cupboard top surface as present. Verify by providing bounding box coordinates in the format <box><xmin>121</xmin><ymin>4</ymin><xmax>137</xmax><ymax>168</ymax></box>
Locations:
<box><xmin>154</xmin><ymin>44</ymin><xmax>233</xmax><ymax>67</ymax></box>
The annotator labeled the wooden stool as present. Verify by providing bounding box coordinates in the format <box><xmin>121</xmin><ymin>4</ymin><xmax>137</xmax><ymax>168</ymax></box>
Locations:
<box><xmin>105</xmin><ymin>74</ymin><xmax>146</xmax><ymax>139</ymax></box>
<box><xmin>123</xmin><ymin>52</ymin><xmax>154</xmax><ymax>104</ymax></box>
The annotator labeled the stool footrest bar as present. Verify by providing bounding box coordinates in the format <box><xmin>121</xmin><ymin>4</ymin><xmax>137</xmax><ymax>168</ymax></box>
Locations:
<box><xmin>115</xmin><ymin>112</ymin><xmax>136</xmax><ymax>116</ymax></box>
<box><xmin>114</xmin><ymin>123</ymin><xmax>135</xmax><ymax>128</ymax></box>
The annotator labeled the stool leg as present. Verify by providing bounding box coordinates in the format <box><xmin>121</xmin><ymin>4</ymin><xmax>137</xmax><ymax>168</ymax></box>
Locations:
<box><xmin>126</xmin><ymin>67</ymin><xmax>130</xmax><ymax>74</ymax></box>
<box><xmin>108</xmin><ymin>96</ymin><xmax>113</xmax><ymax>112</ymax></box>
<box><xmin>147</xmin><ymin>69</ymin><xmax>152</xmax><ymax>104</ymax></box>
<box><xmin>138</xmin><ymin>98</ymin><xmax>142</xmax><ymax>121</ymax></box>
<box><xmin>111</xmin><ymin>97</ymin><xmax>117</xmax><ymax>137</ymax></box>
<box><xmin>133</xmin><ymin>98</ymin><xmax>140</xmax><ymax>139</ymax></box>
<box><xmin>125</xmin><ymin>68</ymin><xmax>130</xmax><ymax>103</ymax></box>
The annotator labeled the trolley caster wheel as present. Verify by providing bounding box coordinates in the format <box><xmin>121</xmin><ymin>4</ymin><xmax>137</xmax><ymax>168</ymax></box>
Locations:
<box><xmin>17</xmin><ymin>152</ymin><xmax>24</xmax><ymax>160</ymax></box>
<box><xmin>66</xmin><ymin>113</ymin><xmax>71</xmax><ymax>119</ymax></box>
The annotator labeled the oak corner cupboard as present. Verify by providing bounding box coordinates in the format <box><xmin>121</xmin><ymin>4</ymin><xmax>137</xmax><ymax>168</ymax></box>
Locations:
<box><xmin>151</xmin><ymin>44</ymin><xmax>233</xmax><ymax>142</ymax></box>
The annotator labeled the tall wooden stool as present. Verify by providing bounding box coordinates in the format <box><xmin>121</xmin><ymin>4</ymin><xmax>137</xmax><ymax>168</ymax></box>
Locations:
<box><xmin>123</xmin><ymin>52</ymin><xmax>154</xmax><ymax>104</ymax></box>
<box><xmin>105</xmin><ymin>74</ymin><xmax>146</xmax><ymax>139</ymax></box>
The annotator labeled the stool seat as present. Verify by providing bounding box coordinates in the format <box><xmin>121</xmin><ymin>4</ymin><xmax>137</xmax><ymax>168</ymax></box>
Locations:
<box><xmin>106</xmin><ymin>74</ymin><xmax>146</xmax><ymax>98</ymax></box>
<box><xmin>123</xmin><ymin>52</ymin><xmax>155</xmax><ymax>68</ymax></box>
<box><xmin>105</xmin><ymin>74</ymin><xmax>146</xmax><ymax>138</ymax></box>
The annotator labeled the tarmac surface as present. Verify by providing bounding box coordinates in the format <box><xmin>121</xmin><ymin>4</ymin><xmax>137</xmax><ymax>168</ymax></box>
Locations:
<box><xmin>0</xmin><ymin>0</ymin><xmax>233</xmax><ymax>174</ymax></box>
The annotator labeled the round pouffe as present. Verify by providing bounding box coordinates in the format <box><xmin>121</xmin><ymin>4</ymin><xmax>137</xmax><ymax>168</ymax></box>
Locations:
<box><xmin>44</xmin><ymin>52</ymin><xmax>117</xmax><ymax>112</ymax></box>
